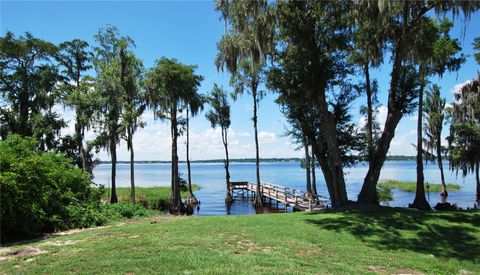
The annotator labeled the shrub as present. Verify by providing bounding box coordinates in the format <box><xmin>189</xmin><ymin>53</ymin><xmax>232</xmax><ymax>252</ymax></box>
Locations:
<box><xmin>102</xmin><ymin>202</ymin><xmax>149</xmax><ymax>219</ymax></box>
<box><xmin>0</xmin><ymin>135</ymin><xmax>102</xmax><ymax>242</ymax></box>
<box><xmin>377</xmin><ymin>186</ymin><xmax>393</xmax><ymax>205</ymax></box>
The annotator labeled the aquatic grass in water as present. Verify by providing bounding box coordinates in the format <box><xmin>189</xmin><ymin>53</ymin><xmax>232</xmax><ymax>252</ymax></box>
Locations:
<box><xmin>102</xmin><ymin>185</ymin><xmax>200</xmax><ymax>210</ymax></box>
<box><xmin>378</xmin><ymin>179</ymin><xmax>461</xmax><ymax>192</ymax></box>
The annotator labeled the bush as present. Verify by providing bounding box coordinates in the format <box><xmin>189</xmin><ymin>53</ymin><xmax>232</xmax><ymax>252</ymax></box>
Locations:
<box><xmin>102</xmin><ymin>202</ymin><xmax>149</xmax><ymax>219</ymax></box>
<box><xmin>0</xmin><ymin>135</ymin><xmax>102</xmax><ymax>242</ymax></box>
<box><xmin>377</xmin><ymin>186</ymin><xmax>393</xmax><ymax>206</ymax></box>
<box><xmin>65</xmin><ymin>203</ymin><xmax>111</xmax><ymax>229</ymax></box>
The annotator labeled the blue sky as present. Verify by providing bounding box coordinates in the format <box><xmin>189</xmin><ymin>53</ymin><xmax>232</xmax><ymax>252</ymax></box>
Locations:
<box><xmin>1</xmin><ymin>1</ymin><xmax>479</xmax><ymax>161</ymax></box>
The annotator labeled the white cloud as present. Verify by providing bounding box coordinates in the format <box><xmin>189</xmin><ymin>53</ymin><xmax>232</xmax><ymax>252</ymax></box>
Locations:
<box><xmin>389</xmin><ymin>130</ymin><xmax>417</xmax><ymax>155</ymax></box>
<box><xmin>451</xmin><ymin>79</ymin><xmax>472</xmax><ymax>95</ymax></box>
<box><xmin>238</xmin><ymin>132</ymin><xmax>251</xmax><ymax>137</ymax></box>
<box><xmin>258</xmin><ymin>131</ymin><xmax>277</xmax><ymax>144</ymax></box>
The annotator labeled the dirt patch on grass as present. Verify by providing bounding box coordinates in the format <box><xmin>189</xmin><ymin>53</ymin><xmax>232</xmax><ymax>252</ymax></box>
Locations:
<box><xmin>367</xmin><ymin>265</ymin><xmax>388</xmax><ymax>274</ymax></box>
<box><xmin>393</xmin><ymin>268</ymin><xmax>424</xmax><ymax>275</ymax></box>
<box><xmin>295</xmin><ymin>248</ymin><xmax>321</xmax><ymax>257</ymax></box>
<box><xmin>116</xmin><ymin>219</ymin><xmax>143</xmax><ymax>227</ymax></box>
<box><xmin>99</xmin><ymin>232</ymin><xmax>117</xmax><ymax>237</ymax></box>
<box><xmin>0</xmin><ymin>247</ymin><xmax>46</xmax><ymax>262</ymax></box>
<box><xmin>149</xmin><ymin>215</ymin><xmax>189</xmax><ymax>224</ymax></box>
<box><xmin>235</xmin><ymin>240</ymin><xmax>273</xmax><ymax>253</ymax></box>
<box><xmin>53</xmin><ymin>225</ymin><xmax>112</xmax><ymax>237</ymax></box>
<box><xmin>42</xmin><ymin>240</ymin><xmax>80</xmax><ymax>246</ymax></box>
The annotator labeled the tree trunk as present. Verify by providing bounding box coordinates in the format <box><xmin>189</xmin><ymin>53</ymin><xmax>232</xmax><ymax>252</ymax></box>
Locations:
<box><xmin>311</xmin><ymin>140</ymin><xmax>337</xmax><ymax>205</ymax></box>
<box><xmin>315</xmin><ymin>91</ymin><xmax>348</xmax><ymax>208</ymax></box>
<box><xmin>129</xmin><ymin>127</ymin><xmax>135</xmax><ymax>204</ymax></box>
<box><xmin>19</xmin><ymin>66</ymin><xmax>31</xmax><ymax>137</ymax></box>
<box><xmin>437</xmin><ymin>134</ymin><xmax>447</xmax><ymax>198</ymax></box>
<box><xmin>223</xmin><ymin>128</ymin><xmax>232</xmax><ymax>203</ymax></box>
<box><xmin>75</xmin><ymin>114</ymin><xmax>87</xmax><ymax>172</ymax></box>
<box><xmin>252</xmin><ymin>89</ymin><xmax>263</xmax><ymax>208</ymax></box>
<box><xmin>410</xmin><ymin>78</ymin><xmax>431</xmax><ymax>210</ymax></box>
<box><xmin>311</xmin><ymin>149</ymin><xmax>317</xmax><ymax>195</ymax></box>
<box><xmin>476</xmin><ymin>160</ymin><xmax>479</xmax><ymax>200</ymax></box>
<box><xmin>307</xmin><ymin>34</ymin><xmax>348</xmax><ymax>207</ymax></box>
<box><xmin>358</xmin><ymin>43</ymin><xmax>405</xmax><ymax>205</ymax></box>
<box><xmin>304</xmin><ymin>140</ymin><xmax>312</xmax><ymax>194</ymax></box>
<box><xmin>110</xmin><ymin>136</ymin><xmax>118</xmax><ymax>203</ymax></box>
<box><xmin>364</xmin><ymin>62</ymin><xmax>374</xmax><ymax>165</ymax></box>
<box><xmin>80</xmin><ymin>127</ymin><xmax>87</xmax><ymax>172</ymax></box>
<box><xmin>170</xmin><ymin>107</ymin><xmax>185</xmax><ymax>214</ymax></box>
<box><xmin>186</xmin><ymin>108</ymin><xmax>197</xmax><ymax>205</ymax></box>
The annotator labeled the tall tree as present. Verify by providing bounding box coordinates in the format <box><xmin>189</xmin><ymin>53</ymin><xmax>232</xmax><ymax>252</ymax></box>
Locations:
<box><xmin>185</xmin><ymin>92</ymin><xmax>204</xmax><ymax>205</ymax></box>
<box><xmin>0</xmin><ymin>32</ymin><xmax>65</xmax><ymax>149</ymax></box>
<box><xmin>448</xmin><ymin>73</ymin><xmax>480</xmax><ymax>199</ymax></box>
<box><xmin>215</xmin><ymin>0</ymin><xmax>275</xmax><ymax>208</ymax></box>
<box><xmin>145</xmin><ymin>57</ymin><xmax>203</xmax><ymax>215</ymax></box>
<box><xmin>206</xmin><ymin>84</ymin><xmax>232</xmax><ymax>202</ymax></box>
<box><xmin>358</xmin><ymin>2</ymin><xmax>476</xmax><ymax>204</ymax></box>
<box><xmin>268</xmin><ymin>1</ymin><xmax>357</xmax><ymax>207</ymax></box>
<box><xmin>409</xmin><ymin>18</ymin><xmax>464</xmax><ymax>210</ymax></box>
<box><xmin>118</xmin><ymin>42</ymin><xmax>145</xmax><ymax>204</ymax></box>
<box><xmin>424</xmin><ymin>84</ymin><xmax>448</xmax><ymax>198</ymax></box>
<box><xmin>350</xmin><ymin>2</ymin><xmax>385</xmax><ymax>165</ymax></box>
<box><xmin>92</xmin><ymin>26</ymin><xmax>133</xmax><ymax>203</ymax></box>
<box><xmin>57</xmin><ymin>39</ymin><xmax>96</xmax><ymax>173</ymax></box>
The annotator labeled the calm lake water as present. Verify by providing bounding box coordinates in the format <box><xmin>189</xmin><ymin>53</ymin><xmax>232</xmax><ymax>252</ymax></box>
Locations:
<box><xmin>93</xmin><ymin>161</ymin><xmax>478</xmax><ymax>215</ymax></box>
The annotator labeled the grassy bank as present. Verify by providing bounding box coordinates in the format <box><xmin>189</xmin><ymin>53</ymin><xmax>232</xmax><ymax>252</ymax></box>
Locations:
<box><xmin>101</xmin><ymin>185</ymin><xmax>200</xmax><ymax>210</ymax></box>
<box><xmin>1</xmin><ymin>208</ymin><xmax>478</xmax><ymax>274</ymax></box>
<box><xmin>379</xmin><ymin>179</ymin><xmax>461</xmax><ymax>192</ymax></box>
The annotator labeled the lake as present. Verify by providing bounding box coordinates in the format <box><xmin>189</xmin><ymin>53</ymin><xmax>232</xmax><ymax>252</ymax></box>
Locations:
<box><xmin>93</xmin><ymin>160</ymin><xmax>478</xmax><ymax>215</ymax></box>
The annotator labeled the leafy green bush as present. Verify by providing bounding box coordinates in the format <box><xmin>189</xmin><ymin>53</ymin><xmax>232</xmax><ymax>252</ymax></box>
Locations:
<box><xmin>102</xmin><ymin>202</ymin><xmax>149</xmax><ymax>219</ymax></box>
<box><xmin>0</xmin><ymin>135</ymin><xmax>102</xmax><ymax>242</ymax></box>
<box><xmin>65</xmin><ymin>203</ymin><xmax>111</xmax><ymax>229</ymax></box>
<box><xmin>377</xmin><ymin>185</ymin><xmax>393</xmax><ymax>205</ymax></box>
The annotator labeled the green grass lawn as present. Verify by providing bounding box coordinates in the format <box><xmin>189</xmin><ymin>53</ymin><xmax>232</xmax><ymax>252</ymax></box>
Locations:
<box><xmin>101</xmin><ymin>185</ymin><xmax>200</xmax><ymax>210</ymax></box>
<box><xmin>379</xmin><ymin>179</ymin><xmax>461</xmax><ymax>192</ymax></box>
<box><xmin>1</xmin><ymin>207</ymin><xmax>478</xmax><ymax>274</ymax></box>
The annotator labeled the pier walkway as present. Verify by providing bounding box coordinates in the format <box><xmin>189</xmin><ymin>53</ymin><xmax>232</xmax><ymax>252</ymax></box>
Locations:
<box><xmin>228</xmin><ymin>181</ymin><xmax>330</xmax><ymax>211</ymax></box>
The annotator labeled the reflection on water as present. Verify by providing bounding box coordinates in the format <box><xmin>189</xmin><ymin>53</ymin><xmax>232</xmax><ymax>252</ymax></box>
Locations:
<box><xmin>93</xmin><ymin>161</ymin><xmax>478</xmax><ymax>216</ymax></box>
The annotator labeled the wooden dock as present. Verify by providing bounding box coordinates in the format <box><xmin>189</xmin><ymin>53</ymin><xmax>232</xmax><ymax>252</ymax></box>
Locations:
<box><xmin>228</xmin><ymin>181</ymin><xmax>330</xmax><ymax>211</ymax></box>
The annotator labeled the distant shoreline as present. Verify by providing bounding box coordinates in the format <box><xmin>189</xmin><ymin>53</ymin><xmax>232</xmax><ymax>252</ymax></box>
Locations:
<box><xmin>99</xmin><ymin>155</ymin><xmax>417</xmax><ymax>164</ymax></box>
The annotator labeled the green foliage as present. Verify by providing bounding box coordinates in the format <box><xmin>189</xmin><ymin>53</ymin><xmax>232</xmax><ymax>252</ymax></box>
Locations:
<box><xmin>378</xmin><ymin>179</ymin><xmax>461</xmax><ymax>193</ymax></box>
<box><xmin>474</xmin><ymin>37</ymin><xmax>480</xmax><ymax>64</ymax></box>
<box><xmin>56</xmin><ymin>39</ymin><xmax>97</xmax><ymax>172</ymax></box>
<box><xmin>65</xmin><ymin>203</ymin><xmax>111</xmax><ymax>229</ymax></box>
<box><xmin>145</xmin><ymin>57</ymin><xmax>204</xmax><ymax>120</ymax></box>
<box><xmin>101</xmin><ymin>186</ymin><xmax>200</xmax><ymax>211</ymax></box>
<box><xmin>423</xmin><ymin>85</ymin><xmax>446</xmax><ymax>160</ymax></box>
<box><xmin>205</xmin><ymin>84</ymin><xmax>231</xmax><ymax>142</ymax></box>
<box><xmin>145</xmin><ymin>57</ymin><xmax>203</xmax><ymax>214</ymax></box>
<box><xmin>0</xmin><ymin>135</ymin><xmax>101</xmax><ymax>242</ymax></box>
<box><xmin>101</xmin><ymin>202</ymin><xmax>149</xmax><ymax>219</ymax></box>
<box><xmin>0</xmin><ymin>31</ymin><xmax>65</xmax><ymax>149</ymax></box>
<box><xmin>376</xmin><ymin>185</ymin><xmax>393</xmax><ymax>205</ymax></box>
<box><xmin>266</xmin><ymin>1</ymin><xmax>359</xmax><ymax>206</ymax></box>
<box><xmin>448</xmin><ymin>74</ymin><xmax>480</xmax><ymax>182</ymax></box>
